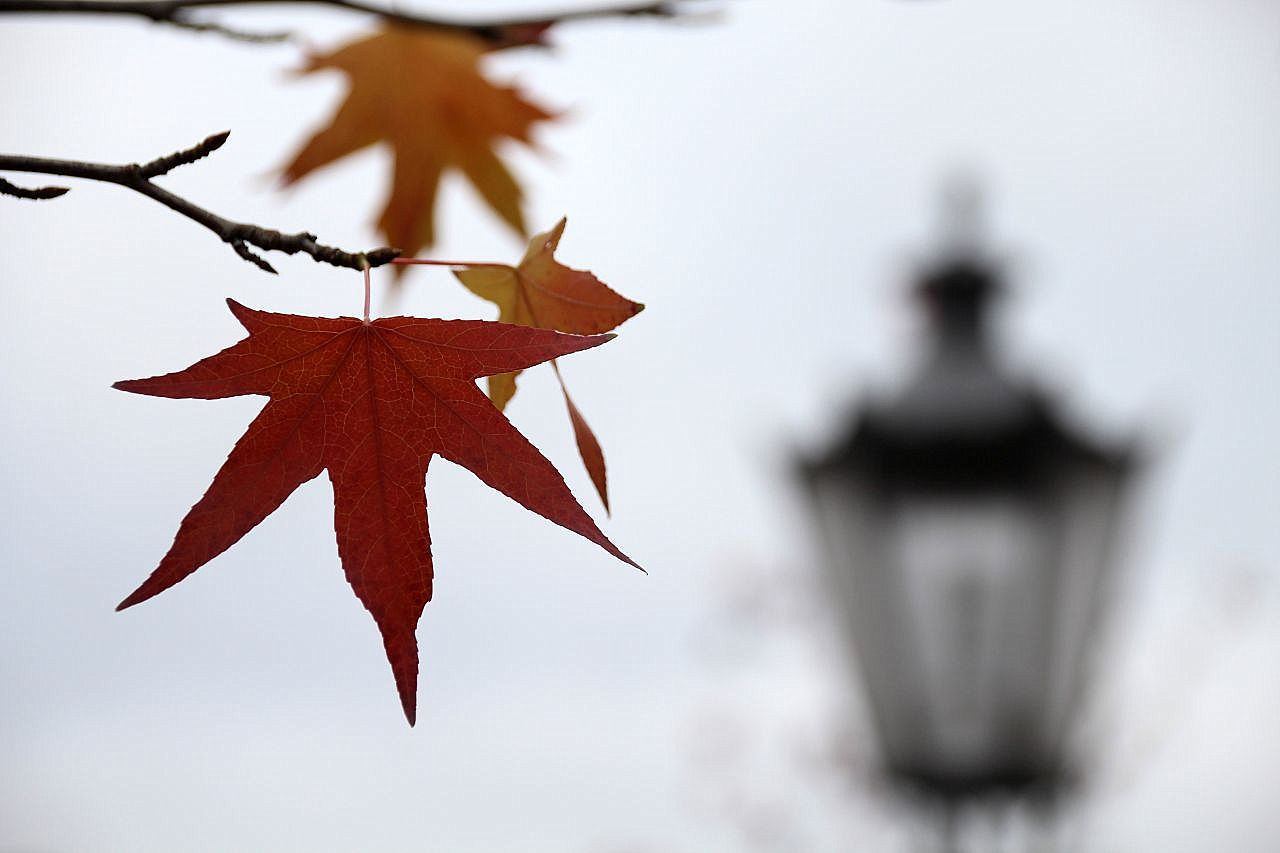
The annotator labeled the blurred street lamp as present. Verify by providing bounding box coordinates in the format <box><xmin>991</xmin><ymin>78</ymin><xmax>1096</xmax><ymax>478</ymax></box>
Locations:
<box><xmin>799</xmin><ymin>196</ymin><xmax>1136</xmax><ymax>821</ymax></box>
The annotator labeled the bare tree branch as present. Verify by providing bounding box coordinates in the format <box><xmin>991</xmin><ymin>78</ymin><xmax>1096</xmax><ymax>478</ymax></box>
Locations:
<box><xmin>0</xmin><ymin>0</ymin><xmax>700</xmax><ymax>44</ymax></box>
<box><xmin>0</xmin><ymin>132</ymin><xmax>399</xmax><ymax>273</ymax></box>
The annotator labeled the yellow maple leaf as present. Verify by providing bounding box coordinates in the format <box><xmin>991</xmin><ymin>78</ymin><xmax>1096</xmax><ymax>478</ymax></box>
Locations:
<box><xmin>281</xmin><ymin>27</ymin><xmax>555</xmax><ymax>258</ymax></box>
<box><xmin>454</xmin><ymin>218</ymin><xmax>643</xmax><ymax>408</ymax></box>
<box><xmin>454</xmin><ymin>218</ymin><xmax>643</xmax><ymax>510</ymax></box>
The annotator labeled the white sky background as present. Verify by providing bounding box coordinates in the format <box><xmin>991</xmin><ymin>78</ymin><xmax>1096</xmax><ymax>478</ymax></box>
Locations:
<box><xmin>1</xmin><ymin>0</ymin><xmax>1278</xmax><ymax>851</ymax></box>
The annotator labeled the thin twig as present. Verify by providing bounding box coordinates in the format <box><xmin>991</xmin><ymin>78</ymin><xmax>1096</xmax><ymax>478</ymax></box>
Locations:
<box><xmin>166</xmin><ymin>14</ymin><xmax>290</xmax><ymax>43</ymax></box>
<box><xmin>0</xmin><ymin>176</ymin><xmax>69</xmax><ymax>200</ymax></box>
<box><xmin>0</xmin><ymin>0</ymin><xmax>696</xmax><ymax>44</ymax></box>
<box><xmin>0</xmin><ymin>132</ymin><xmax>399</xmax><ymax>273</ymax></box>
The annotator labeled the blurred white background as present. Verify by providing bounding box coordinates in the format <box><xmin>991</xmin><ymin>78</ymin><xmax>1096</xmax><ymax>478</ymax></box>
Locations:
<box><xmin>1</xmin><ymin>1</ymin><xmax>1278</xmax><ymax>850</ymax></box>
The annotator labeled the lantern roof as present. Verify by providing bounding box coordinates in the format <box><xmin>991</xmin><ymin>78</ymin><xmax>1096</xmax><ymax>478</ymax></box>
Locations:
<box><xmin>804</xmin><ymin>250</ymin><xmax>1132</xmax><ymax>492</ymax></box>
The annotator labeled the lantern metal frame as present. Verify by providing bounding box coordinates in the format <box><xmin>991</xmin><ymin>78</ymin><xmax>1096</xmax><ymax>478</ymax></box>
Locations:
<box><xmin>800</xmin><ymin>250</ymin><xmax>1136</xmax><ymax>805</ymax></box>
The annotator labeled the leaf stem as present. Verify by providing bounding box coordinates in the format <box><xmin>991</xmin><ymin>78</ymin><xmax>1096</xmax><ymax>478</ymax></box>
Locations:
<box><xmin>362</xmin><ymin>264</ymin><xmax>372</xmax><ymax>323</ymax></box>
<box><xmin>390</xmin><ymin>258</ymin><xmax>510</xmax><ymax>269</ymax></box>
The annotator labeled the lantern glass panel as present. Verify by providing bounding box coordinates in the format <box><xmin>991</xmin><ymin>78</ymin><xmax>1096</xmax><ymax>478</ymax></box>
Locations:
<box><xmin>887</xmin><ymin>494</ymin><xmax>1053</xmax><ymax>780</ymax></box>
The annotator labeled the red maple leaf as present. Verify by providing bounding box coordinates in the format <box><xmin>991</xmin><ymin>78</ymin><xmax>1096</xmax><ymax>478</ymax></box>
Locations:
<box><xmin>114</xmin><ymin>300</ymin><xmax>637</xmax><ymax>724</ymax></box>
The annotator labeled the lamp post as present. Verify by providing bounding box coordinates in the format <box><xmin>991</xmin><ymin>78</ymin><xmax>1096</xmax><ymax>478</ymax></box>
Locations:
<box><xmin>799</xmin><ymin>208</ymin><xmax>1135</xmax><ymax>845</ymax></box>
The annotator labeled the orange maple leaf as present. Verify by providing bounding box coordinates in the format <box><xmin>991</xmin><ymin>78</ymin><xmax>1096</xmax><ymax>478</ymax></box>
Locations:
<box><xmin>280</xmin><ymin>26</ymin><xmax>554</xmax><ymax>259</ymax></box>
<box><xmin>454</xmin><ymin>218</ymin><xmax>643</xmax><ymax>509</ymax></box>
<box><xmin>115</xmin><ymin>300</ymin><xmax>636</xmax><ymax>724</ymax></box>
